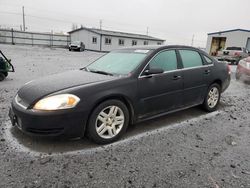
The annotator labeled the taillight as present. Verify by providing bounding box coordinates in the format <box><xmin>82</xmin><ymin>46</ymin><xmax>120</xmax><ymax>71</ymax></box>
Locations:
<box><xmin>227</xmin><ymin>64</ymin><xmax>231</xmax><ymax>74</ymax></box>
<box><xmin>234</xmin><ymin>52</ymin><xmax>240</xmax><ymax>56</ymax></box>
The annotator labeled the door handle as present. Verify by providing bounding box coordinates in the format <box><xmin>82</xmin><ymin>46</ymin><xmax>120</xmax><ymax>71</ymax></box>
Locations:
<box><xmin>204</xmin><ymin>70</ymin><xmax>211</xmax><ymax>74</ymax></box>
<box><xmin>172</xmin><ymin>75</ymin><xmax>182</xmax><ymax>80</ymax></box>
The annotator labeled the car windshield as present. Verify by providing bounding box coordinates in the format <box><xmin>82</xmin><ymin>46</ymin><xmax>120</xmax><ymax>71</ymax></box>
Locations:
<box><xmin>226</xmin><ymin>47</ymin><xmax>242</xmax><ymax>51</ymax></box>
<box><xmin>86</xmin><ymin>50</ymin><xmax>149</xmax><ymax>75</ymax></box>
<box><xmin>71</xmin><ymin>41</ymin><xmax>80</xmax><ymax>45</ymax></box>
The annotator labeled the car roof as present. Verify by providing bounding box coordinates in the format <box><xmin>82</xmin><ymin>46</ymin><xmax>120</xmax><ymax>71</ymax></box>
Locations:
<box><xmin>119</xmin><ymin>45</ymin><xmax>201</xmax><ymax>51</ymax></box>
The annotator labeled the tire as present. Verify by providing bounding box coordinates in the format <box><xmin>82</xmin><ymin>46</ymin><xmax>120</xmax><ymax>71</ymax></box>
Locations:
<box><xmin>0</xmin><ymin>72</ymin><xmax>5</xmax><ymax>81</ymax></box>
<box><xmin>202</xmin><ymin>83</ymin><xmax>221</xmax><ymax>112</ymax></box>
<box><xmin>4</xmin><ymin>72</ymin><xmax>8</xmax><ymax>77</ymax></box>
<box><xmin>86</xmin><ymin>99</ymin><xmax>129</xmax><ymax>144</ymax></box>
<box><xmin>69</xmin><ymin>48</ymin><xmax>71</xmax><ymax>51</ymax></box>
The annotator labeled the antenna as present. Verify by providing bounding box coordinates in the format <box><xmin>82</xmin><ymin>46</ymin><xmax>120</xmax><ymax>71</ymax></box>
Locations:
<box><xmin>146</xmin><ymin>27</ymin><xmax>149</xmax><ymax>36</ymax></box>
<box><xmin>22</xmin><ymin>6</ymin><xmax>26</xmax><ymax>31</ymax></box>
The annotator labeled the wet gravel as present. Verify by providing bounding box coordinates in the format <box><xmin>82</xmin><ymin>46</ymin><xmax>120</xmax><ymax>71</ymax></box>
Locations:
<box><xmin>0</xmin><ymin>44</ymin><xmax>250</xmax><ymax>187</ymax></box>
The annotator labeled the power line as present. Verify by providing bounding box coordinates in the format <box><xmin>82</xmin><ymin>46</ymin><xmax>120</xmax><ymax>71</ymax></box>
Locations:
<box><xmin>0</xmin><ymin>10</ymin><xmax>207</xmax><ymax>46</ymax></box>
<box><xmin>191</xmin><ymin>34</ymin><xmax>194</xmax><ymax>46</ymax></box>
<box><xmin>99</xmin><ymin>19</ymin><xmax>102</xmax><ymax>30</ymax></box>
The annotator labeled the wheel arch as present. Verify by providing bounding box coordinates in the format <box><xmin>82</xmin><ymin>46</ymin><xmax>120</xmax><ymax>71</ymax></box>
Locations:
<box><xmin>211</xmin><ymin>79</ymin><xmax>222</xmax><ymax>89</ymax></box>
<box><xmin>86</xmin><ymin>94</ymin><xmax>135</xmax><ymax>130</ymax></box>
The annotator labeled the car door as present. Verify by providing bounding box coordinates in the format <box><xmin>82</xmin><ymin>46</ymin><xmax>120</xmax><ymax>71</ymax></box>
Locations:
<box><xmin>137</xmin><ymin>49</ymin><xmax>183</xmax><ymax>118</ymax></box>
<box><xmin>178</xmin><ymin>49</ymin><xmax>208</xmax><ymax>107</ymax></box>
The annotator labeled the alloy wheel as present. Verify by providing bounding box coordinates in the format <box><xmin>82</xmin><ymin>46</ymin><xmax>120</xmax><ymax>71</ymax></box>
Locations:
<box><xmin>95</xmin><ymin>106</ymin><xmax>125</xmax><ymax>139</ymax></box>
<box><xmin>207</xmin><ymin>87</ymin><xmax>219</xmax><ymax>108</ymax></box>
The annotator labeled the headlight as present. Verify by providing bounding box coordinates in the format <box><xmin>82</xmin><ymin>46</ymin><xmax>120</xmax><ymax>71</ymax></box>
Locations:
<box><xmin>33</xmin><ymin>94</ymin><xmax>80</xmax><ymax>111</ymax></box>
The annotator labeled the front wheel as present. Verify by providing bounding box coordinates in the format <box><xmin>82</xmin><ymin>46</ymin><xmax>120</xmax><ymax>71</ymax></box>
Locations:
<box><xmin>202</xmin><ymin>83</ymin><xmax>221</xmax><ymax>112</ymax></box>
<box><xmin>86</xmin><ymin>100</ymin><xmax>129</xmax><ymax>144</ymax></box>
<box><xmin>0</xmin><ymin>72</ymin><xmax>5</xmax><ymax>81</ymax></box>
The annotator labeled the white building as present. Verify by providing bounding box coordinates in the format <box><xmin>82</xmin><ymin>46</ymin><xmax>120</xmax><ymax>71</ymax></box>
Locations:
<box><xmin>206</xmin><ymin>29</ymin><xmax>250</xmax><ymax>55</ymax></box>
<box><xmin>68</xmin><ymin>27</ymin><xmax>165</xmax><ymax>52</ymax></box>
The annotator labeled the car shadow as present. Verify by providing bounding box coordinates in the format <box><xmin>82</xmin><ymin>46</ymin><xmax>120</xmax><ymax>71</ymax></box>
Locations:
<box><xmin>9</xmin><ymin>103</ymin><xmax>229</xmax><ymax>154</ymax></box>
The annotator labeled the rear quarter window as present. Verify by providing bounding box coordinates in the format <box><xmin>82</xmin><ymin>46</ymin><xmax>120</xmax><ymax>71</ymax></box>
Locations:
<box><xmin>203</xmin><ymin>55</ymin><xmax>213</xmax><ymax>64</ymax></box>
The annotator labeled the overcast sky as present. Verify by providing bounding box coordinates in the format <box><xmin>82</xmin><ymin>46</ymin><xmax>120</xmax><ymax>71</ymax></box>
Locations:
<box><xmin>0</xmin><ymin>0</ymin><xmax>249</xmax><ymax>47</ymax></box>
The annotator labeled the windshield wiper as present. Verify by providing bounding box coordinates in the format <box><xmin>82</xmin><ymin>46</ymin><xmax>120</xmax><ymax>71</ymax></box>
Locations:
<box><xmin>88</xmin><ymin>69</ymin><xmax>113</xmax><ymax>76</ymax></box>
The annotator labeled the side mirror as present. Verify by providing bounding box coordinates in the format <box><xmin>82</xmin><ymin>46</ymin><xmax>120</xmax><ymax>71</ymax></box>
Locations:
<box><xmin>144</xmin><ymin>68</ymin><xmax>164</xmax><ymax>75</ymax></box>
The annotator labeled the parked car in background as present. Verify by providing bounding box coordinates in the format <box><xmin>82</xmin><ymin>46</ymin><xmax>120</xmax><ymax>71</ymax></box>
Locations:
<box><xmin>217</xmin><ymin>47</ymin><xmax>249</xmax><ymax>65</ymax></box>
<box><xmin>236</xmin><ymin>57</ymin><xmax>250</xmax><ymax>83</ymax></box>
<box><xmin>9</xmin><ymin>45</ymin><xmax>231</xmax><ymax>144</ymax></box>
<box><xmin>69</xmin><ymin>41</ymin><xmax>85</xmax><ymax>51</ymax></box>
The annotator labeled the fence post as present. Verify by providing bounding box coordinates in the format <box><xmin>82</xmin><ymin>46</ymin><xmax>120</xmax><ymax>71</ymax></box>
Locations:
<box><xmin>11</xmin><ymin>28</ymin><xmax>14</xmax><ymax>45</ymax></box>
<box><xmin>51</xmin><ymin>32</ymin><xmax>53</xmax><ymax>47</ymax></box>
<box><xmin>31</xmin><ymin>33</ymin><xmax>33</xmax><ymax>46</ymax></box>
<box><xmin>50</xmin><ymin>30</ymin><xmax>53</xmax><ymax>48</ymax></box>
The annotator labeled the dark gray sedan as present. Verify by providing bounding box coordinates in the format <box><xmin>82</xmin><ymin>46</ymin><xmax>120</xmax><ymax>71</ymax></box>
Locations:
<box><xmin>9</xmin><ymin>45</ymin><xmax>231</xmax><ymax>144</ymax></box>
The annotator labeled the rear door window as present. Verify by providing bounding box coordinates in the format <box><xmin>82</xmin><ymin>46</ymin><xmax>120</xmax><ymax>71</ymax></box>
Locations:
<box><xmin>149</xmin><ymin>50</ymin><xmax>178</xmax><ymax>71</ymax></box>
<box><xmin>179</xmin><ymin>50</ymin><xmax>203</xmax><ymax>68</ymax></box>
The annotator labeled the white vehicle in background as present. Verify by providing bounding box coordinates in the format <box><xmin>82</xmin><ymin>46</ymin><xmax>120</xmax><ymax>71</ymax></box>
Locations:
<box><xmin>217</xmin><ymin>47</ymin><xmax>249</xmax><ymax>65</ymax></box>
<box><xmin>69</xmin><ymin>41</ymin><xmax>85</xmax><ymax>52</ymax></box>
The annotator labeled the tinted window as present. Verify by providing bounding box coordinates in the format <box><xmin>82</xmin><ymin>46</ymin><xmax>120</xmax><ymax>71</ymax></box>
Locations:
<box><xmin>179</xmin><ymin>50</ymin><xmax>203</xmax><ymax>68</ymax></box>
<box><xmin>149</xmin><ymin>50</ymin><xmax>177</xmax><ymax>71</ymax></box>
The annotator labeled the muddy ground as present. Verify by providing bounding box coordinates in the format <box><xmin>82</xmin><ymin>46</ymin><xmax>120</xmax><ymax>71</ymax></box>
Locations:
<box><xmin>0</xmin><ymin>44</ymin><xmax>250</xmax><ymax>188</ymax></box>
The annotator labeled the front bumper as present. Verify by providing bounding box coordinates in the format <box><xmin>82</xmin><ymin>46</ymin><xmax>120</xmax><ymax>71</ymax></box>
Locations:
<box><xmin>9</xmin><ymin>101</ymin><xmax>87</xmax><ymax>138</ymax></box>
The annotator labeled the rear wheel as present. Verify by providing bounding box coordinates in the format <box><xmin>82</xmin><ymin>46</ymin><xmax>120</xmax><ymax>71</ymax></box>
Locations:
<box><xmin>86</xmin><ymin>100</ymin><xmax>129</xmax><ymax>144</ymax></box>
<box><xmin>0</xmin><ymin>72</ymin><xmax>5</xmax><ymax>81</ymax></box>
<box><xmin>202</xmin><ymin>83</ymin><xmax>221</xmax><ymax>112</ymax></box>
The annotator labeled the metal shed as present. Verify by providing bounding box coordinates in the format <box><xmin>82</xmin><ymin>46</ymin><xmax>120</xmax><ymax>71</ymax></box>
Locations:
<box><xmin>206</xmin><ymin>29</ymin><xmax>250</xmax><ymax>56</ymax></box>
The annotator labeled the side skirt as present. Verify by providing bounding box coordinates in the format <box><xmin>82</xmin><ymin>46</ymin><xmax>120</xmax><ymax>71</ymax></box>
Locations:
<box><xmin>136</xmin><ymin>102</ymin><xmax>203</xmax><ymax>124</ymax></box>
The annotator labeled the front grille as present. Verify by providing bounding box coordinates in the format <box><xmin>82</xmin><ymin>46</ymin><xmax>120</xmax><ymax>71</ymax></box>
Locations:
<box><xmin>27</xmin><ymin>127</ymin><xmax>63</xmax><ymax>135</ymax></box>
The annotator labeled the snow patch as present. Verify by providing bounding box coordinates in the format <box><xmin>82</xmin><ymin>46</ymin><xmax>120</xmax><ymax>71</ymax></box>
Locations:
<box><xmin>3</xmin><ymin>110</ymin><xmax>222</xmax><ymax>157</ymax></box>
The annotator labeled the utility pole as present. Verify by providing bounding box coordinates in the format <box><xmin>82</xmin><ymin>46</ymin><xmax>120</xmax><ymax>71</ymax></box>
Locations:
<box><xmin>191</xmin><ymin>34</ymin><xmax>194</xmax><ymax>46</ymax></box>
<box><xmin>99</xmin><ymin>19</ymin><xmax>102</xmax><ymax>30</ymax></box>
<box><xmin>146</xmin><ymin>27</ymin><xmax>149</xmax><ymax>36</ymax></box>
<box><xmin>22</xmin><ymin>6</ymin><xmax>26</xmax><ymax>31</ymax></box>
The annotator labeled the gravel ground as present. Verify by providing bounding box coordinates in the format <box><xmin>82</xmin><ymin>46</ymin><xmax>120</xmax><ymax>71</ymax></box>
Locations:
<box><xmin>0</xmin><ymin>44</ymin><xmax>250</xmax><ymax>188</ymax></box>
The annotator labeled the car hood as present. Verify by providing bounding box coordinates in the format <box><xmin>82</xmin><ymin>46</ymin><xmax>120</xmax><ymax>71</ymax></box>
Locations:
<box><xmin>17</xmin><ymin>70</ymin><xmax>116</xmax><ymax>105</ymax></box>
